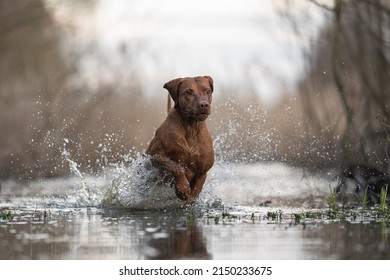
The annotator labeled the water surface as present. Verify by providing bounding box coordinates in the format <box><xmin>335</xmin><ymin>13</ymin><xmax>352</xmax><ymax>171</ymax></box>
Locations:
<box><xmin>1</xmin><ymin>162</ymin><xmax>389</xmax><ymax>260</ymax></box>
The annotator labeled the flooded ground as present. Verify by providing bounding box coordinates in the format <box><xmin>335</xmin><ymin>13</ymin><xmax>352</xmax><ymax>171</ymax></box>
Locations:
<box><xmin>1</xmin><ymin>162</ymin><xmax>389</xmax><ymax>260</ymax></box>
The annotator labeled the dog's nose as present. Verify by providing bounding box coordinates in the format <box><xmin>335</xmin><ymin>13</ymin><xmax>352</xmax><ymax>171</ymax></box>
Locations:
<box><xmin>199</xmin><ymin>101</ymin><xmax>209</xmax><ymax>109</ymax></box>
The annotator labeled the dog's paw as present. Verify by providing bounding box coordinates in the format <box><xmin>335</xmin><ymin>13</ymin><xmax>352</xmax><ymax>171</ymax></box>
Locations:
<box><xmin>175</xmin><ymin>180</ymin><xmax>191</xmax><ymax>201</ymax></box>
<box><xmin>175</xmin><ymin>188</ymin><xmax>190</xmax><ymax>201</ymax></box>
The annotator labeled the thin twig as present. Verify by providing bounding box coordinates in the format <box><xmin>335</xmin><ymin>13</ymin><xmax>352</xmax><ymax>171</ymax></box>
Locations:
<box><xmin>307</xmin><ymin>0</ymin><xmax>334</xmax><ymax>12</ymax></box>
<box><xmin>377</xmin><ymin>115</ymin><xmax>390</xmax><ymax>128</ymax></box>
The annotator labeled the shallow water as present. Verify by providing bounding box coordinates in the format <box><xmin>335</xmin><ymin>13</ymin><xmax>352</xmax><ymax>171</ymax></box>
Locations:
<box><xmin>1</xmin><ymin>162</ymin><xmax>389</xmax><ymax>260</ymax></box>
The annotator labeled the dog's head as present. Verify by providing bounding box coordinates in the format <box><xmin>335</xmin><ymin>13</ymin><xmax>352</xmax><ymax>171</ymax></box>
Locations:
<box><xmin>163</xmin><ymin>76</ymin><xmax>213</xmax><ymax>121</ymax></box>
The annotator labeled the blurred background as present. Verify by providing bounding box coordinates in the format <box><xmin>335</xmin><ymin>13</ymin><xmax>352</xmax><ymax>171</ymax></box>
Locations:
<box><xmin>0</xmin><ymin>0</ymin><xmax>389</xmax><ymax>180</ymax></box>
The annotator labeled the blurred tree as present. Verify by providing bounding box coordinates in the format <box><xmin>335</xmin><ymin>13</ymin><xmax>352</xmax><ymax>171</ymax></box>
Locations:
<box><xmin>297</xmin><ymin>0</ymin><xmax>390</xmax><ymax>174</ymax></box>
<box><xmin>0</xmin><ymin>0</ymin><xmax>160</xmax><ymax>179</ymax></box>
<box><xmin>0</xmin><ymin>0</ymin><xmax>72</xmax><ymax>178</ymax></box>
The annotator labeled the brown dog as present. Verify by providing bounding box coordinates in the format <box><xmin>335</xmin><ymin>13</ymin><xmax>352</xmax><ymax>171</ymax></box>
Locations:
<box><xmin>146</xmin><ymin>76</ymin><xmax>214</xmax><ymax>203</ymax></box>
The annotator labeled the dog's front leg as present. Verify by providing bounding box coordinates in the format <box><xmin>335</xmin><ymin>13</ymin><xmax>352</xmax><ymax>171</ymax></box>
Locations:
<box><xmin>188</xmin><ymin>173</ymin><xmax>207</xmax><ymax>203</ymax></box>
<box><xmin>150</xmin><ymin>154</ymin><xmax>191</xmax><ymax>200</ymax></box>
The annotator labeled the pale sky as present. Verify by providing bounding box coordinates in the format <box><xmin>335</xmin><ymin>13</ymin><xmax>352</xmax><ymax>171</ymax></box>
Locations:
<box><xmin>50</xmin><ymin>0</ymin><xmax>328</xmax><ymax>106</ymax></box>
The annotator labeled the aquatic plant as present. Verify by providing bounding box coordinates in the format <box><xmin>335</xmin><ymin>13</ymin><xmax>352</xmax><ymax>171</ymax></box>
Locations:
<box><xmin>202</xmin><ymin>204</ymin><xmax>238</xmax><ymax>225</ymax></box>
<box><xmin>266</xmin><ymin>210</ymin><xmax>283</xmax><ymax>221</ymax></box>
<box><xmin>327</xmin><ymin>187</ymin><xmax>338</xmax><ymax>219</ymax></box>
<box><xmin>221</xmin><ymin>211</ymin><xmax>237</xmax><ymax>221</ymax></box>
<box><xmin>380</xmin><ymin>185</ymin><xmax>388</xmax><ymax>212</ymax></box>
<box><xmin>361</xmin><ymin>186</ymin><xmax>368</xmax><ymax>212</ymax></box>
<box><xmin>185</xmin><ymin>205</ymin><xmax>204</xmax><ymax>226</ymax></box>
<box><xmin>30</xmin><ymin>209</ymin><xmax>50</xmax><ymax>220</ymax></box>
<box><xmin>0</xmin><ymin>211</ymin><xmax>12</xmax><ymax>221</ymax></box>
<box><xmin>329</xmin><ymin>187</ymin><xmax>337</xmax><ymax>212</ymax></box>
<box><xmin>292</xmin><ymin>213</ymin><xmax>302</xmax><ymax>224</ymax></box>
<box><xmin>305</xmin><ymin>211</ymin><xmax>323</xmax><ymax>219</ymax></box>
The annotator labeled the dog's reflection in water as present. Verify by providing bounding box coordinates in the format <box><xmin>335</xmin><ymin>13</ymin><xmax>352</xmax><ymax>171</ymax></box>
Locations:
<box><xmin>148</xmin><ymin>221</ymin><xmax>211</xmax><ymax>260</ymax></box>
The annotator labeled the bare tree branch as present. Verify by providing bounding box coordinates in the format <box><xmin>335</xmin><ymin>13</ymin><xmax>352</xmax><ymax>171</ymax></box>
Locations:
<box><xmin>377</xmin><ymin>115</ymin><xmax>390</xmax><ymax>129</ymax></box>
<box><xmin>307</xmin><ymin>0</ymin><xmax>335</xmax><ymax>12</ymax></box>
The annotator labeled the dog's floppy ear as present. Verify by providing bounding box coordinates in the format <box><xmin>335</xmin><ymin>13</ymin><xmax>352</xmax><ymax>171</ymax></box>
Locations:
<box><xmin>163</xmin><ymin>77</ymin><xmax>183</xmax><ymax>105</ymax></box>
<box><xmin>203</xmin><ymin>75</ymin><xmax>214</xmax><ymax>92</ymax></box>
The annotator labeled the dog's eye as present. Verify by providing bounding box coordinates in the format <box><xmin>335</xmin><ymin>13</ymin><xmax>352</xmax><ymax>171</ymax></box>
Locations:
<box><xmin>185</xmin><ymin>90</ymin><xmax>193</xmax><ymax>96</ymax></box>
<box><xmin>205</xmin><ymin>89</ymin><xmax>212</xmax><ymax>95</ymax></box>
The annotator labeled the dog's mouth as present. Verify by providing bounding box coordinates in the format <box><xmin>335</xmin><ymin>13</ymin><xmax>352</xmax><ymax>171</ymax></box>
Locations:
<box><xmin>182</xmin><ymin>108</ymin><xmax>210</xmax><ymax>121</ymax></box>
<box><xmin>193</xmin><ymin>112</ymin><xmax>210</xmax><ymax>121</ymax></box>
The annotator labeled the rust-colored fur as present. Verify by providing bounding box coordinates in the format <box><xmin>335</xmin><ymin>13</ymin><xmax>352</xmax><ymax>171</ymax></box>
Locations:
<box><xmin>146</xmin><ymin>76</ymin><xmax>214</xmax><ymax>203</ymax></box>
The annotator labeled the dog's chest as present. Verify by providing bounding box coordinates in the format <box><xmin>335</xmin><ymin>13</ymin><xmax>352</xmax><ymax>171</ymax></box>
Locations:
<box><xmin>185</xmin><ymin>133</ymin><xmax>213</xmax><ymax>170</ymax></box>
<box><xmin>185</xmin><ymin>129</ymin><xmax>210</xmax><ymax>153</ymax></box>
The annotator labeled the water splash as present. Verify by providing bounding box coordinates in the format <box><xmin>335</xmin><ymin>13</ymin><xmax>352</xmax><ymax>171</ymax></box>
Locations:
<box><xmin>62</xmin><ymin>138</ymin><xmax>102</xmax><ymax>207</ymax></box>
<box><xmin>211</xmin><ymin>98</ymin><xmax>278</xmax><ymax>163</ymax></box>
<box><xmin>60</xmin><ymin>138</ymin><xmax>190</xmax><ymax>209</ymax></box>
<box><xmin>102</xmin><ymin>153</ymin><xmax>183</xmax><ymax>209</ymax></box>
<box><xmin>55</xmin><ymin>97</ymin><xmax>336</xmax><ymax>210</ymax></box>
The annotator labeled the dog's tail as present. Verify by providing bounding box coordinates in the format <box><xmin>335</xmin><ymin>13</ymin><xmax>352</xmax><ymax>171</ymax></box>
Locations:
<box><xmin>167</xmin><ymin>94</ymin><xmax>172</xmax><ymax>114</ymax></box>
